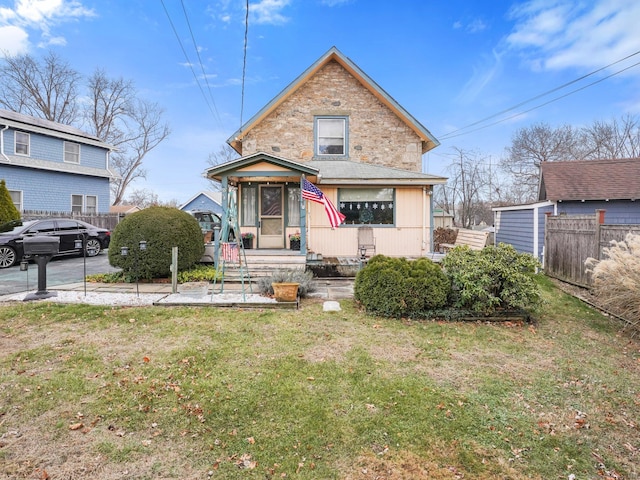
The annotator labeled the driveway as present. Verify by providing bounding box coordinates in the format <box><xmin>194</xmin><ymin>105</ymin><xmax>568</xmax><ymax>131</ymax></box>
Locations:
<box><xmin>0</xmin><ymin>250</ymin><xmax>120</xmax><ymax>295</ymax></box>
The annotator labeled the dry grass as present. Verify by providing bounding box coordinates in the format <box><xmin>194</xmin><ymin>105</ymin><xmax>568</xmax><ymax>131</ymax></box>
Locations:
<box><xmin>1</xmin><ymin>277</ymin><xmax>639</xmax><ymax>479</ymax></box>
<box><xmin>586</xmin><ymin>232</ymin><xmax>640</xmax><ymax>331</ymax></box>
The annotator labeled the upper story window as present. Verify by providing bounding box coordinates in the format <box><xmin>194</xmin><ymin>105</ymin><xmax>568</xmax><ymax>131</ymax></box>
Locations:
<box><xmin>15</xmin><ymin>131</ymin><xmax>29</xmax><ymax>156</ymax></box>
<box><xmin>315</xmin><ymin>116</ymin><xmax>347</xmax><ymax>157</ymax></box>
<box><xmin>64</xmin><ymin>141</ymin><xmax>80</xmax><ymax>164</ymax></box>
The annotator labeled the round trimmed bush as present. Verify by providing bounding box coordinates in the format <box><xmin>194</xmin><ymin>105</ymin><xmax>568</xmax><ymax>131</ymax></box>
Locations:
<box><xmin>354</xmin><ymin>255</ymin><xmax>450</xmax><ymax>318</ymax></box>
<box><xmin>108</xmin><ymin>206</ymin><xmax>205</xmax><ymax>280</ymax></box>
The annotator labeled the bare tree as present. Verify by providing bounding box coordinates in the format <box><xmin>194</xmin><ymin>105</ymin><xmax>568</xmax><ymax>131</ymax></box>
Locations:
<box><xmin>206</xmin><ymin>144</ymin><xmax>240</xmax><ymax>191</ymax></box>
<box><xmin>582</xmin><ymin>115</ymin><xmax>640</xmax><ymax>160</ymax></box>
<box><xmin>0</xmin><ymin>51</ymin><xmax>81</xmax><ymax>125</ymax></box>
<box><xmin>108</xmin><ymin>99</ymin><xmax>170</xmax><ymax>205</ymax></box>
<box><xmin>0</xmin><ymin>52</ymin><xmax>170</xmax><ymax>206</ymax></box>
<box><xmin>499</xmin><ymin>123</ymin><xmax>584</xmax><ymax>202</ymax></box>
<box><xmin>435</xmin><ymin>148</ymin><xmax>491</xmax><ymax>228</ymax></box>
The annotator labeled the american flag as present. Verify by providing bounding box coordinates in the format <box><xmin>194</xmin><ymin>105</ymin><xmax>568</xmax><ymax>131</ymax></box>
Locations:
<box><xmin>302</xmin><ymin>178</ymin><xmax>346</xmax><ymax>228</ymax></box>
<box><xmin>221</xmin><ymin>242</ymin><xmax>239</xmax><ymax>263</ymax></box>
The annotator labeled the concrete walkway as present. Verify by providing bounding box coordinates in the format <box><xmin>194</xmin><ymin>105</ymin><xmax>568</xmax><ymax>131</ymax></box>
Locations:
<box><xmin>50</xmin><ymin>277</ymin><xmax>355</xmax><ymax>300</ymax></box>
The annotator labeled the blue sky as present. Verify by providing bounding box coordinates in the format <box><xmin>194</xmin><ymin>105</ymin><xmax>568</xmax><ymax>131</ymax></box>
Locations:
<box><xmin>1</xmin><ymin>0</ymin><xmax>640</xmax><ymax>205</ymax></box>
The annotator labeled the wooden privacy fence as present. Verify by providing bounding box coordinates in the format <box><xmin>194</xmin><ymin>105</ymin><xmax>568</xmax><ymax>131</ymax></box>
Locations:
<box><xmin>22</xmin><ymin>210</ymin><xmax>122</xmax><ymax>231</ymax></box>
<box><xmin>544</xmin><ymin>210</ymin><xmax>640</xmax><ymax>287</ymax></box>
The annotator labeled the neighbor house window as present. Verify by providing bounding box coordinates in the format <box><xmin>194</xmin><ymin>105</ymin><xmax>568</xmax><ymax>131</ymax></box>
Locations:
<box><xmin>287</xmin><ymin>187</ymin><xmax>301</xmax><ymax>226</ymax></box>
<box><xmin>241</xmin><ymin>185</ymin><xmax>257</xmax><ymax>226</ymax></box>
<box><xmin>15</xmin><ymin>132</ymin><xmax>29</xmax><ymax>155</ymax></box>
<box><xmin>64</xmin><ymin>141</ymin><xmax>80</xmax><ymax>164</ymax></box>
<box><xmin>71</xmin><ymin>195</ymin><xmax>84</xmax><ymax>213</ymax></box>
<box><xmin>315</xmin><ymin>116</ymin><xmax>347</xmax><ymax>156</ymax></box>
<box><xmin>9</xmin><ymin>190</ymin><xmax>22</xmax><ymax>212</ymax></box>
<box><xmin>339</xmin><ymin>188</ymin><xmax>395</xmax><ymax>225</ymax></box>
<box><xmin>85</xmin><ymin>195</ymin><xmax>97</xmax><ymax>214</ymax></box>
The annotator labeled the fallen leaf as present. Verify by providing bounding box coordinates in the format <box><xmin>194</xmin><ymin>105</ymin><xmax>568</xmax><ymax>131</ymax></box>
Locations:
<box><xmin>247</xmin><ymin>436</ymin><xmax>255</xmax><ymax>444</ymax></box>
<box><xmin>143</xmin><ymin>356</ymin><xmax>150</xmax><ymax>363</ymax></box>
<box><xmin>69</xmin><ymin>423</ymin><xmax>84</xmax><ymax>430</ymax></box>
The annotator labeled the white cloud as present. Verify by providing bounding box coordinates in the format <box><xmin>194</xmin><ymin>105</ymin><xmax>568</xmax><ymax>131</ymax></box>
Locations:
<box><xmin>0</xmin><ymin>25</ymin><xmax>29</xmax><ymax>54</ymax></box>
<box><xmin>506</xmin><ymin>0</ymin><xmax>640</xmax><ymax>72</ymax></box>
<box><xmin>320</xmin><ymin>0</ymin><xmax>352</xmax><ymax>6</ymax></box>
<box><xmin>0</xmin><ymin>0</ymin><xmax>95</xmax><ymax>54</ymax></box>
<box><xmin>250</xmin><ymin>0</ymin><xmax>291</xmax><ymax>25</ymax></box>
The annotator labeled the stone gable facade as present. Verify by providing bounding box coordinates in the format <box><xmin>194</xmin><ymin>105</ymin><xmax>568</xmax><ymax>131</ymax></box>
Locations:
<box><xmin>239</xmin><ymin>60</ymin><xmax>424</xmax><ymax>172</ymax></box>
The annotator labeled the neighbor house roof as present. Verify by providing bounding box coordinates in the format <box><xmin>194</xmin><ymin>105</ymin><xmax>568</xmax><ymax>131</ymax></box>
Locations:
<box><xmin>110</xmin><ymin>205</ymin><xmax>142</xmax><ymax>215</ymax></box>
<box><xmin>179</xmin><ymin>191</ymin><xmax>223</xmax><ymax>210</ymax></box>
<box><xmin>226</xmin><ymin>46</ymin><xmax>439</xmax><ymax>155</ymax></box>
<box><xmin>0</xmin><ymin>108</ymin><xmax>113</xmax><ymax>150</ymax></box>
<box><xmin>539</xmin><ymin>158</ymin><xmax>640</xmax><ymax>201</ymax></box>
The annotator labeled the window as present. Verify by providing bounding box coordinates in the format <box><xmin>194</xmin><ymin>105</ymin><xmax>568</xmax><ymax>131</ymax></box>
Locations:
<box><xmin>86</xmin><ymin>195</ymin><xmax>97</xmax><ymax>214</ymax></box>
<box><xmin>316</xmin><ymin>117</ymin><xmax>347</xmax><ymax>156</ymax></box>
<box><xmin>64</xmin><ymin>142</ymin><xmax>80</xmax><ymax>163</ymax></box>
<box><xmin>71</xmin><ymin>195</ymin><xmax>83</xmax><ymax>214</ymax></box>
<box><xmin>241</xmin><ymin>185</ymin><xmax>257</xmax><ymax>226</ymax></box>
<box><xmin>15</xmin><ymin>131</ymin><xmax>29</xmax><ymax>155</ymax></box>
<box><xmin>287</xmin><ymin>187</ymin><xmax>301</xmax><ymax>226</ymax></box>
<box><xmin>71</xmin><ymin>194</ymin><xmax>97</xmax><ymax>214</ymax></box>
<box><xmin>339</xmin><ymin>188</ymin><xmax>395</xmax><ymax>225</ymax></box>
<box><xmin>9</xmin><ymin>190</ymin><xmax>22</xmax><ymax>212</ymax></box>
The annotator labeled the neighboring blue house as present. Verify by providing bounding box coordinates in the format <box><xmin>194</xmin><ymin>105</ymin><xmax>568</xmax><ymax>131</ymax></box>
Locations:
<box><xmin>179</xmin><ymin>191</ymin><xmax>223</xmax><ymax>215</ymax></box>
<box><xmin>493</xmin><ymin>158</ymin><xmax>640</xmax><ymax>262</ymax></box>
<box><xmin>0</xmin><ymin>109</ymin><xmax>115</xmax><ymax>214</ymax></box>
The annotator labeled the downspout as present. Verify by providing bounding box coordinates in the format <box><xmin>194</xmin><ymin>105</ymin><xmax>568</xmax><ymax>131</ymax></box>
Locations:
<box><xmin>1</xmin><ymin>125</ymin><xmax>10</xmax><ymax>163</ymax></box>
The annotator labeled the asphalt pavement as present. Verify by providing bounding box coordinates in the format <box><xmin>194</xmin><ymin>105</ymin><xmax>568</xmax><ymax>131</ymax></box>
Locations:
<box><xmin>0</xmin><ymin>250</ymin><xmax>120</xmax><ymax>295</ymax></box>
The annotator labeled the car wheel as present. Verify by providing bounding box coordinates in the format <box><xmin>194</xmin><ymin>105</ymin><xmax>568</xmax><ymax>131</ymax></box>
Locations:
<box><xmin>85</xmin><ymin>238</ymin><xmax>102</xmax><ymax>257</ymax></box>
<box><xmin>0</xmin><ymin>246</ymin><xmax>17</xmax><ymax>268</ymax></box>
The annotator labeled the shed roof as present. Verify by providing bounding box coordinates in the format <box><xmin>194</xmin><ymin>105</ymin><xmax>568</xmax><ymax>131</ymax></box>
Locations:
<box><xmin>539</xmin><ymin>158</ymin><xmax>640</xmax><ymax>201</ymax></box>
<box><xmin>226</xmin><ymin>46</ymin><xmax>439</xmax><ymax>155</ymax></box>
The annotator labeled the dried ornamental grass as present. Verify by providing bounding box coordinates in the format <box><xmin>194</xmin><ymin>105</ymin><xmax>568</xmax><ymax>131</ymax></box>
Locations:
<box><xmin>585</xmin><ymin>232</ymin><xmax>640</xmax><ymax>329</ymax></box>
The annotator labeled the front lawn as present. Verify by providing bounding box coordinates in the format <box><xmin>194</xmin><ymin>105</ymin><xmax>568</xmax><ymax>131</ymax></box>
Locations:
<box><xmin>0</xmin><ymin>276</ymin><xmax>638</xmax><ymax>479</ymax></box>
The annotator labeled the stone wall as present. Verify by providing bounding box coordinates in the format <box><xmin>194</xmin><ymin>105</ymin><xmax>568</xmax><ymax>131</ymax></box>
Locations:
<box><xmin>241</xmin><ymin>60</ymin><xmax>424</xmax><ymax>172</ymax></box>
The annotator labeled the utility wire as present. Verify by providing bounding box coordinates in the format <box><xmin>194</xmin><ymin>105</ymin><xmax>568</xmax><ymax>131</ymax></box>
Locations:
<box><xmin>160</xmin><ymin>0</ymin><xmax>220</xmax><ymax>126</ymax></box>
<box><xmin>439</xmin><ymin>49</ymin><xmax>640</xmax><ymax>141</ymax></box>
<box><xmin>240</xmin><ymin>0</ymin><xmax>249</xmax><ymax>131</ymax></box>
<box><xmin>440</xmin><ymin>59</ymin><xmax>640</xmax><ymax>141</ymax></box>
<box><xmin>179</xmin><ymin>0</ymin><xmax>222</xmax><ymax>127</ymax></box>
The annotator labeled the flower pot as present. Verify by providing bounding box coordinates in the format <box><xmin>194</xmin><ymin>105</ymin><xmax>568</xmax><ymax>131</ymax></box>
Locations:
<box><xmin>242</xmin><ymin>237</ymin><xmax>253</xmax><ymax>249</ymax></box>
<box><xmin>272</xmin><ymin>282</ymin><xmax>299</xmax><ymax>302</ymax></box>
<box><xmin>289</xmin><ymin>239</ymin><xmax>300</xmax><ymax>250</ymax></box>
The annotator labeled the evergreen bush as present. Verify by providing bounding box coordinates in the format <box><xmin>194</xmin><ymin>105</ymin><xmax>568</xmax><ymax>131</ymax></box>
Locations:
<box><xmin>108</xmin><ymin>206</ymin><xmax>204</xmax><ymax>280</ymax></box>
<box><xmin>354</xmin><ymin>255</ymin><xmax>450</xmax><ymax>318</ymax></box>
<box><xmin>0</xmin><ymin>179</ymin><xmax>20</xmax><ymax>225</ymax></box>
<box><xmin>441</xmin><ymin>243</ymin><xmax>541</xmax><ymax>314</ymax></box>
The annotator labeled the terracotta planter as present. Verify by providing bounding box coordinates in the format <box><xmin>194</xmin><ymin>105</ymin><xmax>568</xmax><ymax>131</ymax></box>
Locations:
<box><xmin>272</xmin><ymin>282</ymin><xmax>299</xmax><ymax>302</ymax></box>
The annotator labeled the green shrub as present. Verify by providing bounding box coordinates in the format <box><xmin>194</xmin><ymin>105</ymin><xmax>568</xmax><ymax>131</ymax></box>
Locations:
<box><xmin>354</xmin><ymin>255</ymin><xmax>450</xmax><ymax>318</ymax></box>
<box><xmin>257</xmin><ymin>268</ymin><xmax>316</xmax><ymax>298</ymax></box>
<box><xmin>177</xmin><ymin>264</ymin><xmax>221</xmax><ymax>283</ymax></box>
<box><xmin>0</xmin><ymin>179</ymin><xmax>20</xmax><ymax>224</ymax></box>
<box><xmin>108</xmin><ymin>206</ymin><xmax>204</xmax><ymax>280</ymax></box>
<box><xmin>441</xmin><ymin>243</ymin><xmax>541</xmax><ymax>314</ymax></box>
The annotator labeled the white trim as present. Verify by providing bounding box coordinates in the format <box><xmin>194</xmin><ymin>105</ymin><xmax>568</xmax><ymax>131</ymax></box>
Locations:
<box><xmin>492</xmin><ymin>200</ymin><xmax>555</xmax><ymax>212</ymax></box>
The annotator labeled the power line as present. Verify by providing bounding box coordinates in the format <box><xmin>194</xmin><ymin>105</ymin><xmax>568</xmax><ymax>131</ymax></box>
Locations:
<box><xmin>440</xmin><ymin>59</ymin><xmax>640</xmax><ymax>141</ymax></box>
<box><xmin>179</xmin><ymin>0</ymin><xmax>222</xmax><ymax>127</ymax></box>
<box><xmin>160</xmin><ymin>0</ymin><xmax>221</xmax><ymax>127</ymax></box>
<box><xmin>240</xmin><ymin>0</ymin><xmax>249</xmax><ymax>131</ymax></box>
<box><xmin>439</xmin><ymin>50</ymin><xmax>640</xmax><ymax>141</ymax></box>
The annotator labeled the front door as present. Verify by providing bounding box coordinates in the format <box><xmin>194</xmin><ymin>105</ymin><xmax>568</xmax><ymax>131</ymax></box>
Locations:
<box><xmin>259</xmin><ymin>185</ymin><xmax>284</xmax><ymax>248</ymax></box>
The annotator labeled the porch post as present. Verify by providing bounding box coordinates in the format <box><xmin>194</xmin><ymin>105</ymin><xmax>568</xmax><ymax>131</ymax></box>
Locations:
<box><xmin>300</xmin><ymin>176</ymin><xmax>307</xmax><ymax>255</ymax></box>
<box><xmin>215</xmin><ymin>175</ymin><xmax>229</xmax><ymax>269</ymax></box>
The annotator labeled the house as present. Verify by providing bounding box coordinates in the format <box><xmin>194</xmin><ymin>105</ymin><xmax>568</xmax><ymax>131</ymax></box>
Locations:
<box><xmin>493</xmin><ymin>158</ymin><xmax>640</xmax><ymax>261</ymax></box>
<box><xmin>179</xmin><ymin>191</ymin><xmax>223</xmax><ymax>215</ymax></box>
<box><xmin>538</xmin><ymin>158</ymin><xmax>640</xmax><ymax>222</ymax></box>
<box><xmin>0</xmin><ymin>109</ymin><xmax>115</xmax><ymax>214</ymax></box>
<box><xmin>109</xmin><ymin>204</ymin><xmax>142</xmax><ymax>216</ymax></box>
<box><xmin>205</xmin><ymin>47</ymin><xmax>446</xmax><ymax>258</ymax></box>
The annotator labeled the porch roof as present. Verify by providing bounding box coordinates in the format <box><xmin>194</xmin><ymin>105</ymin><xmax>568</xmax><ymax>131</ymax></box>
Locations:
<box><xmin>309</xmin><ymin>160</ymin><xmax>448</xmax><ymax>186</ymax></box>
